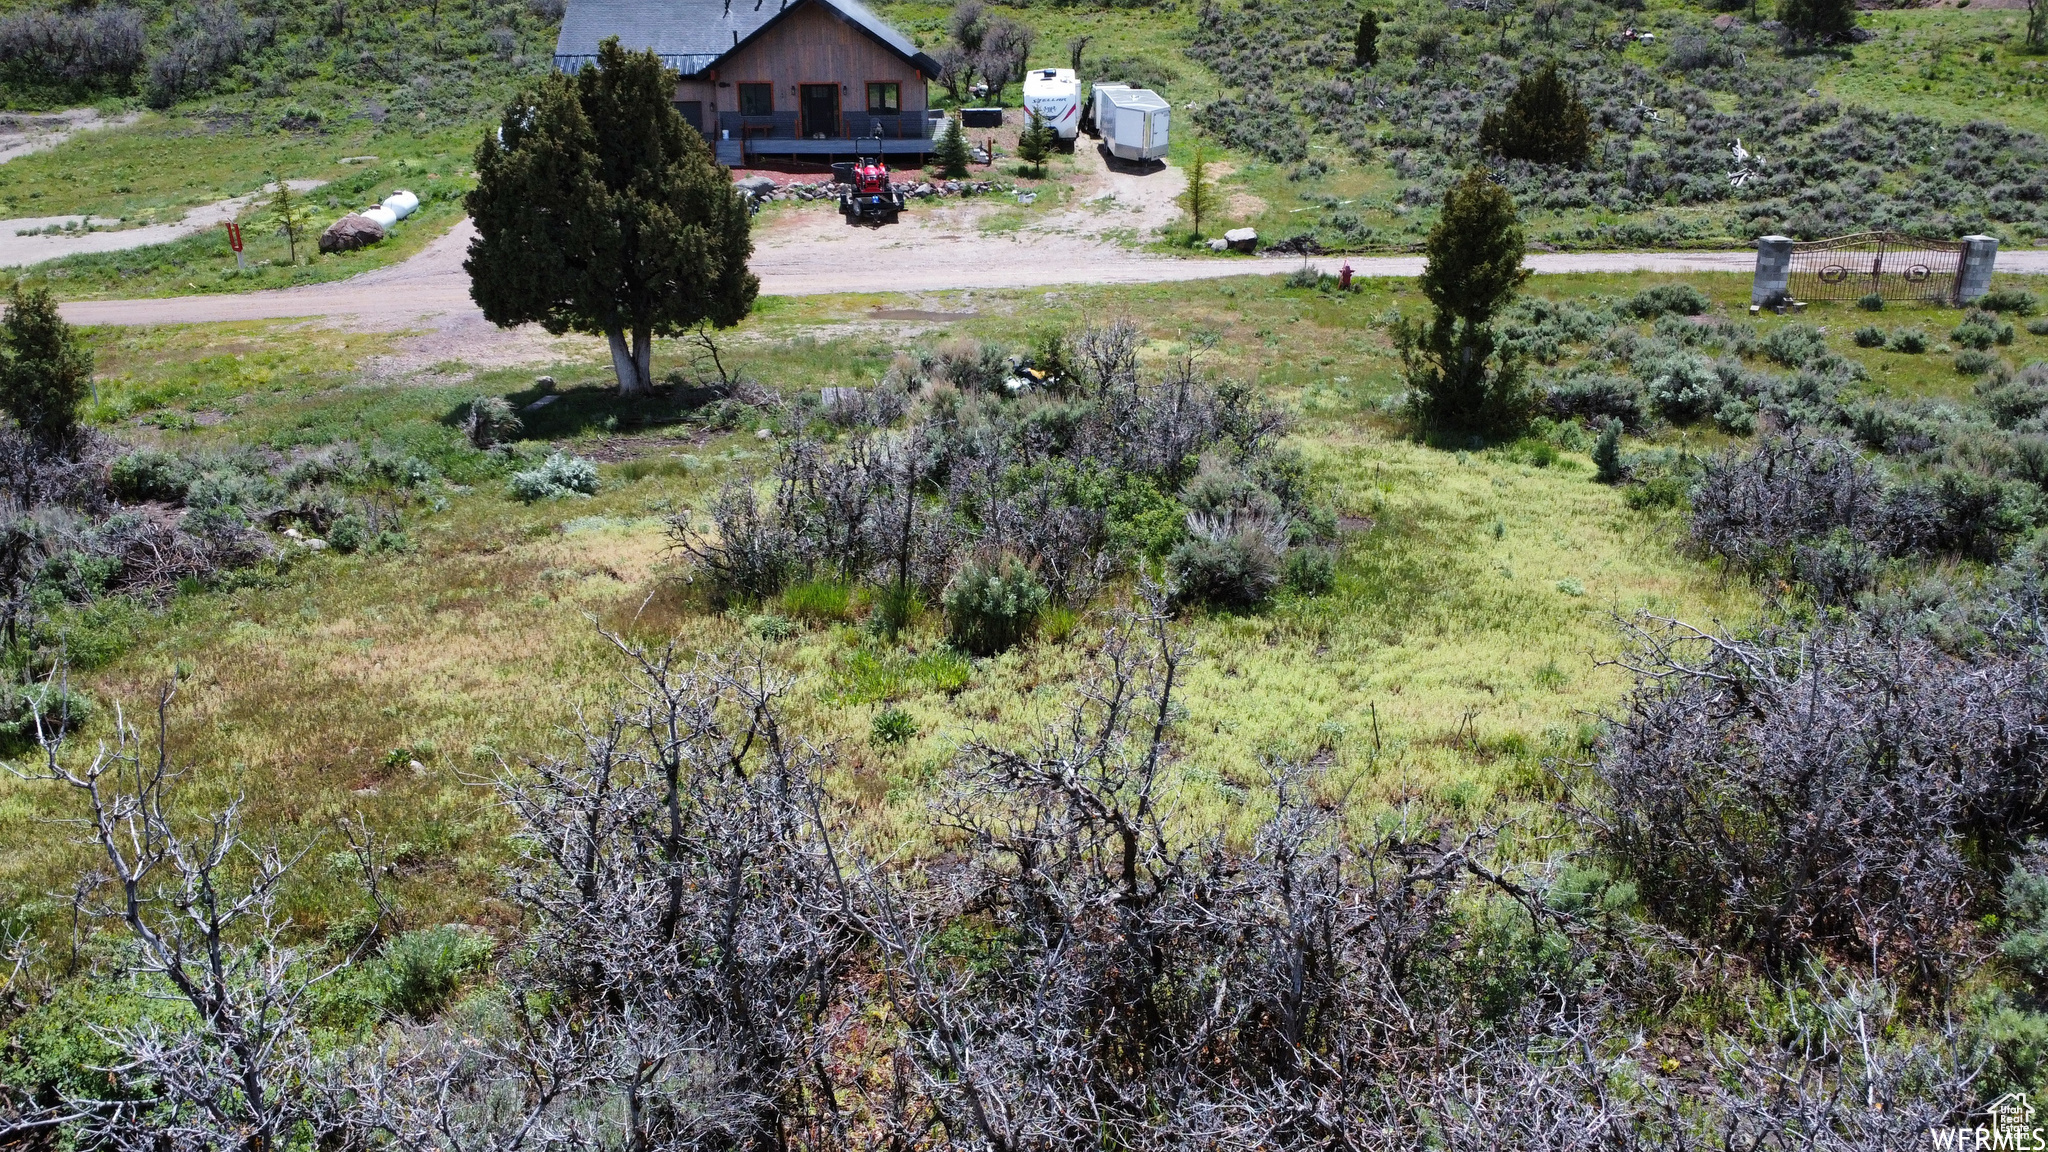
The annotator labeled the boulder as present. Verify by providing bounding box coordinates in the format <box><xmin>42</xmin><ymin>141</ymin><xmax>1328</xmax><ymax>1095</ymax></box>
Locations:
<box><xmin>319</xmin><ymin>213</ymin><xmax>385</xmax><ymax>254</ymax></box>
<box><xmin>1224</xmin><ymin>227</ymin><xmax>1259</xmax><ymax>253</ymax></box>
<box><xmin>735</xmin><ymin>175</ymin><xmax>777</xmax><ymax>201</ymax></box>
<box><xmin>1207</xmin><ymin>237</ymin><xmax>1229</xmax><ymax>252</ymax></box>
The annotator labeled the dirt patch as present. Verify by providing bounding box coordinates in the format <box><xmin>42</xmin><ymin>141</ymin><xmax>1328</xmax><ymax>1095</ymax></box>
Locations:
<box><xmin>0</xmin><ymin>108</ymin><xmax>139</xmax><ymax>166</ymax></box>
<box><xmin>1225</xmin><ymin>191</ymin><xmax>1268</xmax><ymax>220</ymax></box>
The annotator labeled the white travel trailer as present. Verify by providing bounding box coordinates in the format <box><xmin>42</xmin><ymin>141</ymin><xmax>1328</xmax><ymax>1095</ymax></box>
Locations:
<box><xmin>1090</xmin><ymin>84</ymin><xmax>1170</xmax><ymax>162</ymax></box>
<box><xmin>1021</xmin><ymin>68</ymin><xmax>1081</xmax><ymax>141</ymax></box>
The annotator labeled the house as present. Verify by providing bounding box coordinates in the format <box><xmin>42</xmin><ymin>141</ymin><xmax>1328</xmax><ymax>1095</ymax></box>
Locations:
<box><xmin>554</xmin><ymin>0</ymin><xmax>943</xmax><ymax>166</ymax></box>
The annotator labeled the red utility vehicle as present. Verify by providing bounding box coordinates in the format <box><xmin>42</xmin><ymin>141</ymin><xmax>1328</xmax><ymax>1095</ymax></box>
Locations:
<box><xmin>838</xmin><ymin>153</ymin><xmax>906</xmax><ymax>225</ymax></box>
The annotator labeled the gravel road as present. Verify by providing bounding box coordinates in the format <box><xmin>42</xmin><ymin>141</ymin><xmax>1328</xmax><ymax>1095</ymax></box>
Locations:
<box><xmin>56</xmin><ymin>170</ymin><xmax>2048</xmax><ymax>332</ymax></box>
<box><xmin>0</xmin><ymin>180</ymin><xmax>326</xmax><ymax>268</ymax></box>
<box><xmin>65</xmin><ymin>231</ymin><xmax>2048</xmax><ymax>331</ymax></box>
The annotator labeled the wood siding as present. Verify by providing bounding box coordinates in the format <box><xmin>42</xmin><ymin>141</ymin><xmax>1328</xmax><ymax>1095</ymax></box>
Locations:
<box><xmin>674</xmin><ymin>0</ymin><xmax>927</xmax><ymax>122</ymax></box>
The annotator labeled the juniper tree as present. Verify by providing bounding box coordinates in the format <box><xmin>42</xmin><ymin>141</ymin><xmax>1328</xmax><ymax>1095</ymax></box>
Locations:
<box><xmin>1780</xmin><ymin>0</ymin><xmax>1857</xmax><ymax>44</ymax></box>
<box><xmin>466</xmin><ymin>38</ymin><xmax>757</xmax><ymax>396</ymax></box>
<box><xmin>1478</xmin><ymin>60</ymin><xmax>1591</xmax><ymax>167</ymax></box>
<box><xmin>1355</xmin><ymin>10</ymin><xmax>1380</xmax><ymax>67</ymax></box>
<box><xmin>1593</xmin><ymin>418</ymin><xmax>1625</xmax><ymax>483</ymax></box>
<box><xmin>1017</xmin><ymin>109</ymin><xmax>1054</xmax><ymax>175</ymax></box>
<box><xmin>0</xmin><ymin>284</ymin><xmax>92</xmax><ymax>450</ymax></box>
<box><xmin>1397</xmin><ymin>167</ymin><xmax>1533</xmax><ymax>440</ymax></box>
<box><xmin>935</xmin><ymin>114</ymin><xmax>973</xmax><ymax>178</ymax></box>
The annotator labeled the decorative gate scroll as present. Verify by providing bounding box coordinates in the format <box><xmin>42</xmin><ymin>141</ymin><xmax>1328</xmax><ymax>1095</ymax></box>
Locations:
<box><xmin>1787</xmin><ymin>231</ymin><xmax>1966</xmax><ymax>304</ymax></box>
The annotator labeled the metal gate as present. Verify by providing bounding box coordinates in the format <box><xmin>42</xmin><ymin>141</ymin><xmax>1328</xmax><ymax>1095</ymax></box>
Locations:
<box><xmin>1788</xmin><ymin>231</ymin><xmax>1966</xmax><ymax>304</ymax></box>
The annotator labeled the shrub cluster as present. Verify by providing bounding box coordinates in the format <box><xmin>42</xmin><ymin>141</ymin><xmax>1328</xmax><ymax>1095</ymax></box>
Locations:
<box><xmin>143</xmin><ymin>0</ymin><xmax>258</xmax><ymax>107</ymax></box>
<box><xmin>1599</xmin><ymin>607</ymin><xmax>2048</xmax><ymax>983</ymax></box>
<box><xmin>508</xmin><ymin>452</ymin><xmax>600</xmax><ymax>501</ymax></box>
<box><xmin>1</xmin><ymin>430</ymin><xmax>432</xmax><ymax>752</ymax></box>
<box><xmin>0</xmin><ymin>5</ymin><xmax>145</xmax><ymax>91</ymax></box>
<box><xmin>941</xmin><ymin>554</ymin><xmax>1048</xmax><ymax>654</ymax></box>
<box><xmin>1524</xmin><ymin>299</ymin><xmax>1853</xmax><ymax>437</ymax></box>
<box><xmin>674</xmin><ymin>321</ymin><xmax>1338</xmax><ymax>635</ymax></box>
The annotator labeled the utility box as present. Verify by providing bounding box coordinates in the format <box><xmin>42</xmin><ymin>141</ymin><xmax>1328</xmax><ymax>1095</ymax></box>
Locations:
<box><xmin>1092</xmin><ymin>85</ymin><xmax>1170</xmax><ymax>162</ymax></box>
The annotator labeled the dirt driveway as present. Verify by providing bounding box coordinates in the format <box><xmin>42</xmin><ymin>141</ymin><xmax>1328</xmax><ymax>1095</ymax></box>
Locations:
<box><xmin>54</xmin><ymin>140</ymin><xmax>2048</xmax><ymax>332</ymax></box>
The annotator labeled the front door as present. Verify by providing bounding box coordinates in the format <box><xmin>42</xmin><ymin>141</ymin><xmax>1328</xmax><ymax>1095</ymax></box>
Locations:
<box><xmin>800</xmin><ymin>84</ymin><xmax>839</xmax><ymax>139</ymax></box>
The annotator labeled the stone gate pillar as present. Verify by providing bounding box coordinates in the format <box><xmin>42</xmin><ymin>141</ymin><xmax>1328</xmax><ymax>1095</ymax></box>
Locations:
<box><xmin>1958</xmin><ymin>235</ymin><xmax>1999</xmax><ymax>304</ymax></box>
<box><xmin>1752</xmin><ymin>235</ymin><xmax>1793</xmax><ymax>306</ymax></box>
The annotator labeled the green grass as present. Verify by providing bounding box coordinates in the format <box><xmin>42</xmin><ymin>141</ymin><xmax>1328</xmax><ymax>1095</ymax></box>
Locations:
<box><xmin>5</xmin><ymin>116</ymin><xmax>484</xmax><ymax>297</ymax></box>
<box><xmin>9</xmin><ymin>265</ymin><xmax>2048</xmax><ymax>935</ymax></box>
<box><xmin>1820</xmin><ymin>10</ymin><xmax>2048</xmax><ymax>138</ymax></box>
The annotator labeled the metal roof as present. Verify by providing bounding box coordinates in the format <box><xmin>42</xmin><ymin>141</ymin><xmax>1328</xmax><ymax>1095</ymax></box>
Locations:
<box><xmin>1096</xmin><ymin>86</ymin><xmax>1169</xmax><ymax>112</ymax></box>
<box><xmin>554</xmin><ymin>0</ymin><xmax>940</xmax><ymax>78</ymax></box>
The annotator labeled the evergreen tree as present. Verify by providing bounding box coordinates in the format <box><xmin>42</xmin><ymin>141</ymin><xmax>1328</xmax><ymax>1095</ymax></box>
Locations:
<box><xmin>1355</xmin><ymin>10</ymin><xmax>1379</xmax><ymax>68</ymax></box>
<box><xmin>268</xmin><ymin>175</ymin><xmax>311</xmax><ymax>265</ymax></box>
<box><xmin>1593</xmin><ymin>418</ymin><xmax>1626</xmax><ymax>483</ymax></box>
<box><xmin>1179</xmin><ymin>145</ymin><xmax>1217</xmax><ymax>239</ymax></box>
<box><xmin>1478</xmin><ymin>61</ymin><xmax>1592</xmax><ymax>167</ymax></box>
<box><xmin>0</xmin><ymin>284</ymin><xmax>93</xmax><ymax>449</ymax></box>
<box><xmin>1397</xmin><ymin>168</ymin><xmax>1533</xmax><ymax>440</ymax></box>
<box><xmin>1779</xmin><ymin>0</ymin><xmax>1857</xmax><ymax>44</ymax></box>
<box><xmin>465</xmin><ymin>37</ymin><xmax>757</xmax><ymax>396</ymax></box>
<box><xmin>935</xmin><ymin>115</ymin><xmax>973</xmax><ymax>178</ymax></box>
<box><xmin>1017</xmin><ymin>109</ymin><xmax>1054</xmax><ymax>175</ymax></box>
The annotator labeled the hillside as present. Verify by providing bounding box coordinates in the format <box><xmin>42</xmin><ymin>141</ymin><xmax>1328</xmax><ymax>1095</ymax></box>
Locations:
<box><xmin>877</xmin><ymin>0</ymin><xmax>2046</xmax><ymax>254</ymax></box>
<box><xmin>9</xmin><ymin>0</ymin><xmax>2048</xmax><ymax>1142</ymax></box>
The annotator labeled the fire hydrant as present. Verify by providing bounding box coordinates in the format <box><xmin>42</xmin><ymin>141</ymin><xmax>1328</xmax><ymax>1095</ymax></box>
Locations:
<box><xmin>1339</xmin><ymin>262</ymin><xmax>1354</xmax><ymax>290</ymax></box>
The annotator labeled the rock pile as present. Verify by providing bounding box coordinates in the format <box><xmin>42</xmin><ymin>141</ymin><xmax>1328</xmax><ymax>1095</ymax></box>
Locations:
<box><xmin>742</xmin><ymin>179</ymin><xmax>1011</xmax><ymax>204</ymax></box>
<box><xmin>318</xmin><ymin>213</ymin><xmax>385</xmax><ymax>254</ymax></box>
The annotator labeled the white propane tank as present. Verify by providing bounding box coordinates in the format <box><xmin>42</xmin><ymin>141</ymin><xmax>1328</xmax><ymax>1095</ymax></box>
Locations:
<box><xmin>362</xmin><ymin>205</ymin><xmax>399</xmax><ymax>228</ymax></box>
<box><xmin>381</xmin><ymin>190</ymin><xmax>420</xmax><ymax>219</ymax></box>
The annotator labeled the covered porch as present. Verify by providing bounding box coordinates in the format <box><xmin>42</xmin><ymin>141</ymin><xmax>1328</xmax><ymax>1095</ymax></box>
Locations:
<box><xmin>706</xmin><ymin>109</ymin><xmax>937</xmax><ymax>164</ymax></box>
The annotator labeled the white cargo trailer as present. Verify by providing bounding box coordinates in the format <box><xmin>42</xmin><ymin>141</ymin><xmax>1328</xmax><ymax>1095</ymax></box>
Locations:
<box><xmin>1091</xmin><ymin>85</ymin><xmax>1170</xmax><ymax>162</ymax></box>
<box><xmin>1021</xmin><ymin>68</ymin><xmax>1081</xmax><ymax>141</ymax></box>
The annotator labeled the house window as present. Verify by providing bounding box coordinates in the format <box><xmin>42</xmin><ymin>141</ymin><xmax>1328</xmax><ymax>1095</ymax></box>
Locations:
<box><xmin>866</xmin><ymin>82</ymin><xmax>900</xmax><ymax>114</ymax></box>
<box><xmin>738</xmin><ymin>83</ymin><xmax>773</xmax><ymax>116</ymax></box>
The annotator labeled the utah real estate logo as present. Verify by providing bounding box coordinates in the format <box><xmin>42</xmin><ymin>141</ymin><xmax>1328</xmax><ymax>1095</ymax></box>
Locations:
<box><xmin>1934</xmin><ymin>1093</ymin><xmax>2048</xmax><ymax>1150</ymax></box>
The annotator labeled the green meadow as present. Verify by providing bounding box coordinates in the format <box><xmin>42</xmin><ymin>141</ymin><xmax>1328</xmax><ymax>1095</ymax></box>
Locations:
<box><xmin>18</xmin><ymin>265</ymin><xmax>2048</xmax><ymax>931</ymax></box>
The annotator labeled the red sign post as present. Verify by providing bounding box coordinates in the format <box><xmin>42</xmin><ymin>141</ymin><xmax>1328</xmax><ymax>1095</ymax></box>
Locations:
<box><xmin>223</xmin><ymin>221</ymin><xmax>245</xmax><ymax>269</ymax></box>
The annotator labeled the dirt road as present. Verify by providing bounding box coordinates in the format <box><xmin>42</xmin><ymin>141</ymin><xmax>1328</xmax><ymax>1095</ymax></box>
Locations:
<box><xmin>0</xmin><ymin>180</ymin><xmax>326</xmax><ymax>268</ymax></box>
<box><xmin>56</xmin><ymin>141</ymin><xmax>2048</xmax><ymax>330</ymax></box>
